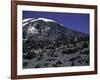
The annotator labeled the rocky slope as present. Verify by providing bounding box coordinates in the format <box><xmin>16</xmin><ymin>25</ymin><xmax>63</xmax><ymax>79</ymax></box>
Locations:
<box><xmin>22</xmin><ymin>18</ymin><xmax>89</xmax><ymax>68</ymax></box>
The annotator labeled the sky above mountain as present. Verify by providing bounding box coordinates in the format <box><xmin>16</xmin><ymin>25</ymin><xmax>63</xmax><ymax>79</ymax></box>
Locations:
<box><xmin>23</xmin><ymin>11</ymin><xmax>89</xmax><ymax>34</ymax></box>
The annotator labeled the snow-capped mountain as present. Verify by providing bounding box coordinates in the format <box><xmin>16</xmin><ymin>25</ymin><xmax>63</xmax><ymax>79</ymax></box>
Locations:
<box><xmin>23</xmin><ymin>18</ymin><xmax>89</xmax><ymax>68</ymax></box>
<box><xmin>23</xmin><ymin>18</ymin><xmax>88</xmax><ymax>43</ymax></box>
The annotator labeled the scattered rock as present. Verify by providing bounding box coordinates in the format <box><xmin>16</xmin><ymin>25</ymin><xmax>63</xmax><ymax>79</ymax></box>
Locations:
<box><xmin>23</xmin><ymin>62</ymin><xmax>28</xmax><ymax>67</ymax></box>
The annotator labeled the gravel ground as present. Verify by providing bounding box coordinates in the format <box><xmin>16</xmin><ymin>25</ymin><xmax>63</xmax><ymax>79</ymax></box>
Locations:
<box><xmin>23</xmin><ymin>43</ymin><xmax>89</xmax><ymax>69</ymax></box>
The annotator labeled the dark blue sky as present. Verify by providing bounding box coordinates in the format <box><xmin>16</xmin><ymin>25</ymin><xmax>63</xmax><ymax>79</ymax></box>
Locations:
<box><xmin>23</xmin><ymin>11</ymin><xmax>89</xmax><ymax>34</ymax></box>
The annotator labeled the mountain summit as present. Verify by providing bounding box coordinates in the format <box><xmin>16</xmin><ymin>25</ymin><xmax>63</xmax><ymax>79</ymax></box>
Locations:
<box><xmin>23</xmin><ymin>18</ymin><xmax>88</xmax><ymax>43</ymax></box>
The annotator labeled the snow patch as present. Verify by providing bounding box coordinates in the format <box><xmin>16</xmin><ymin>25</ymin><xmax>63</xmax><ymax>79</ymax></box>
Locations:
<box><xmin>37</xmin><ymin>18</ymin><xmax>55</xmax><ymax>22</ymax></box>
<box><xmin>28</xmin><ymin>27</ymin><xmax>38</xmax><ymax>34</ymax></box>
<box><xmin>23</xmin><ymin>22</ymin><xmax>29</xmax><ymax>27</ymax></box>
<box><xmin>23</xmin><ymin>18</ymin><xmax>33</xmax><ymax>23</ymax></box>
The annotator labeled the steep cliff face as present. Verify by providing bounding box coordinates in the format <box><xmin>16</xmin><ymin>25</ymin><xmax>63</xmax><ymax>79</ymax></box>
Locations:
<box><xmin>22</xmin><ymin>18</ymin><xmax>89</xmax><ymax>68</ymax></box>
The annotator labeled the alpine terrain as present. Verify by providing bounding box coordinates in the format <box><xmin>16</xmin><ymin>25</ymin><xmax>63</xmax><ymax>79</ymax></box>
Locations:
<box><xmin>23</xmin><ymin>18</ymin><xmax>89</xmax><ymax>68</ymax></box>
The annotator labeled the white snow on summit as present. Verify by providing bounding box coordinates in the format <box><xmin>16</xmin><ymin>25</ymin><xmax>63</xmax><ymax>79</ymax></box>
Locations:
<box><xmin>37</xmin><ymin>18</ymin><xmax>55</xmax><ymax>22</ymax></box>
<box><xmin>23</xmin><ymin>18</ymin><xmax>56</xmax><ymax>27</ymax></box>
<box><xmin>23</xmin><ymin>18</ymin><xmax>33</xmax><ymax>23</ymax></box>
<box><xmin>23</xmin><ymin>18</ymin><xmax>56</xmax><ymax>23</ymax></box>
<box><xmin>30</xmin><ymin>18</ymin><xmax>56</xmax><ymax>23</ymax></box>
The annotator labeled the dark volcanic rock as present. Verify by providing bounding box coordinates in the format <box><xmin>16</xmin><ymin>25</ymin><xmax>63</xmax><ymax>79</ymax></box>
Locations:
<box><xmin>23</xmin><ymin>52</ymin><xmax>38</xmax><ymax>60</ymax></box>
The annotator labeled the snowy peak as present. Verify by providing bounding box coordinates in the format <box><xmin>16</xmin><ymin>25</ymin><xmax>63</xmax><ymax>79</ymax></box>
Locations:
<box><xmin>36</xmin><ymin>18</ymin><xmax>55</xmax><ymax>22</ymax></box>
<box><xmin>23</xmin><ymin>18</ymin><xmax>56</xmax><ymax>27</ymax></box>
<box><xmin>23</xmin><ymin>17</ymin><xmax>88</xmax><ymax>41</ymax></box>
<box><xmin>23</xmin><ymin>18</ymin><xmax>34</xmax><ymax>23</ymax></box>
<box><xmin>23</xmin><ymin>18</ymin><xmax>56</xmax><ymax>23</ymax></box>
